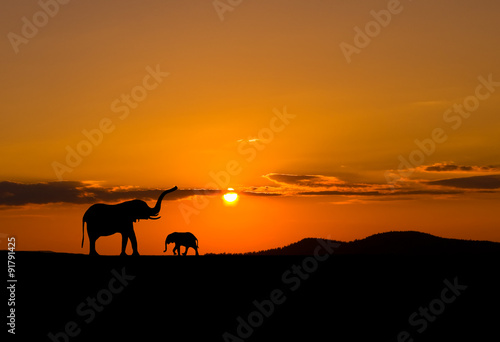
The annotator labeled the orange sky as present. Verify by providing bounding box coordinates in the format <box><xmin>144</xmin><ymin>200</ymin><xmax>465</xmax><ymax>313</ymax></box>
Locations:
<box><xmin>1</xmin><ymin>0</ymin><xmax>499</xmax><ymax>254</ymax></box>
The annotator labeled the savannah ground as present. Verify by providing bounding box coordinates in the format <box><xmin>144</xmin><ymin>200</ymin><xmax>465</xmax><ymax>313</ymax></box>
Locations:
<box><xmin>5</xmin><ymin>249</ymin><xmax>499</xmax><ymax>341</ymax></box>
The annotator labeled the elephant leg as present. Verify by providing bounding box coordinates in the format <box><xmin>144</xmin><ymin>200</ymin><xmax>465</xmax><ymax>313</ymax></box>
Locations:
<box><xmin>194</xmin><ymin>246</ymin><xmax>199</xmax><ymax>256</ymax></box>
<box><xmin>86</xmin><ymin>225</ymin><xmax>99</xmax><ymax>256</ymax></box>
<box><xmin>183</xmin><ymin>246</ymin><xmax>188</xmax><ymax>256</ymax></box>
<box><xmin>89</xmin><ymin>235</ymin><xmax>99</xmax><ymax>256</ymax></box>
<box><xmin>129</xmin><ymin>229</ymin><xmax>139</xmax><ymax>256</ymax></box>
<box><xmin>120</xmin><ymin>231</ymin><xmax>129</xmax><ymax>256</ymax></box>
<box><xmin>173</xmin><ymin>243</ymin><xmax>178</xmax><ymax>255</ymax></box>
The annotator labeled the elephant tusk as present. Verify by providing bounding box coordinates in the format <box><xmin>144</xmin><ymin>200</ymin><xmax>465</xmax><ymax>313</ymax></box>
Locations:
<box><xmin>149</xmin><ymin>216</ymin><xmax>161</xmax><ymax>220</ymax></box>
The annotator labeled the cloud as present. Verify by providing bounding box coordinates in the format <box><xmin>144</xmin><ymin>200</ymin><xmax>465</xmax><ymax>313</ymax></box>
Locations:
<box><xmin>421</xmin><ymin>162</ymin><xmax>499</xmax><ymax>173</ymax></box>
<box><xmin>240</xmin><ymin>190</ymin><xmax>282</xmax><ymax>197</ymax></box>
<box><xmin>395</xmin><ymin>189</ymin><xmax>464</xmax><ymax>195</ymax></box>
<box><xmin>298</xmin><ymin>190</ymin><xmax>380</xmax><ymax>196</ymax></box>
<box><xmin>237</xmin><ymin>138</ymin><xmax>261</xmax><ymax>143</ymax></box>
<box><xmin>298</xmin><ymin>189</ymin><xmax>463</xmax><ymax>197</ymax></box>
<box><xmin>0</xmin><ymin>181</ymin><xmax>86</xmax><ymax>206</ymax></box>
<box><xmin>427</xmin><ymin>175</ymin><xmax>500</xmax><ymax>189</ymax></box>
<box><xmin>263</xmin><ymin>173</ymin><xmax>366</xmax><ymax>189</ymax></box>
<box><xmin>0</xmin><ymin>181</ymin><xmax>218</xmax><ymax>207</ymax></box>
<box><xmin>262</xmin><ymin>171</ymin><xmax>479</xmax><ymax>201</ymax></box>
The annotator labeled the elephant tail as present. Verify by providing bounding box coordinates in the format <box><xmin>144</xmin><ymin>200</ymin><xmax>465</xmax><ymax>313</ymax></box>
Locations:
<box><xmin>196</xmin><ymin>238</ymin><xmax>198</xmax><ymax>247</ymax></box>
<box><xmin>163</xmin><ymin>240</ymin><xmax>167</xmax><ymax>253</ymax></box>
<box><xmin>81</xmin><ymin>219</ymin><xmax>85</xmax><ymax>248</ymax></box>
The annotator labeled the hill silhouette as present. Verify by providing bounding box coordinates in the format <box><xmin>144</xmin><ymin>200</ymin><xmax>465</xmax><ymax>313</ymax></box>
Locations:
<box><xmin>243</xmin><ymin>231</ymin><xmax>500</xmax><ymax>255</ymax></box>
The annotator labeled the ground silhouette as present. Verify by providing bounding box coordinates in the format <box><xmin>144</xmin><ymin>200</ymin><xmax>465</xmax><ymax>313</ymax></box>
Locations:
<box><xmin>5</xmin><ymin>230</ymin><xmax>500</xmax><ymax>341</ymax></box>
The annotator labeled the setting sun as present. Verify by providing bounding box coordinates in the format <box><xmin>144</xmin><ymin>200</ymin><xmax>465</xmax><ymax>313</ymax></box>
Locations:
<box><xmin>223</xmin><ymin>188</ymin><xmax>239</xmax><ymax>204</ymax></box>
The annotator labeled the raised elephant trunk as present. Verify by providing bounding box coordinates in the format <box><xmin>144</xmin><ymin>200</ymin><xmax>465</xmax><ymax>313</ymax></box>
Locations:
<box><xmin>150</xmin><ymin>186</ymin><xmax>178</xmax><ymax>218</ymax></box>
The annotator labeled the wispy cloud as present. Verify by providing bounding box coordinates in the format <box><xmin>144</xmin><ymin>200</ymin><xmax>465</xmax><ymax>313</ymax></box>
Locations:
<box><xmin>262</xmin><ymin>173</ymin><xmax>397</xmax><ymax>198</ymax></box>
<box><xmin>297</xmin><ymin>189</ymin><xmax>463</xmax><ymax>197</ymax></box>
<box><xmin>236</xmin><ymin>138</ymin><xmax>261</xmax><ymax>143</ymax></box>
<box><xmin>240</xmin><ymin>191</ymin><xmax>282</xmax><ymax>197</ymax></box>
<box><xmin>263</xmin><ymin>173</ymin><xmax>367</xmax><ymax>189</ymax></box>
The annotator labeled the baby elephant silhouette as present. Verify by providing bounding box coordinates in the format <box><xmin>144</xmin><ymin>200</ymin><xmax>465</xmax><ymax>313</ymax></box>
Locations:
<box><xmin>164</xmin><ymin>232</ymin><xmax>199</xmax><ymax>256</ymax></box>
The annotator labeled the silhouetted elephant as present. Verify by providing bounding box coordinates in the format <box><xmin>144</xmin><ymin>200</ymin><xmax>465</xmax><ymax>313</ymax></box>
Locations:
<box><xmin>164</xmin><ymin>232</ymin><xmax>199</xmax><ymax>256</ymax></box>
<box><xmin>82</xmin><ymin>186</ymin><xmax>178</xmax><ymax>256</ymax></box>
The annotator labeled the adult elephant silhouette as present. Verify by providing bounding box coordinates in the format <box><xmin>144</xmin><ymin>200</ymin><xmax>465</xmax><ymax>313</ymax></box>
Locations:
<box><xmin>164</xmin><ymin>232</ymin><xmax>199</xmax><ymax>256</ymax></box>
<box><xmin>82</xmin><ymin>186</ymin><xmax>178</xmax><ymax>256</ymax></box>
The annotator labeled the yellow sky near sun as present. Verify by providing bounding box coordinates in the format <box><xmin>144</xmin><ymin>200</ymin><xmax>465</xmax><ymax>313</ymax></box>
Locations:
<box><xmin>1</xmin><ymin>0</ymin><xmax>499</xmax><ymax>253</ymax></box>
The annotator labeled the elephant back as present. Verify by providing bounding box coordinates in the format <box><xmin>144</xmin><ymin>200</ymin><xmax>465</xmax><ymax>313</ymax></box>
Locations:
<box><xmin>170</xmin><ymin>232</ymin><xmax>198</xmax><ymax>245</ymax></box>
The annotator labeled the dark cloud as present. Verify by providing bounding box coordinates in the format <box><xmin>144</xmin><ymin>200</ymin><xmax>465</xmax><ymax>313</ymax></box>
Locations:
<box><xmin>394</xmin><ymin>190</ymin><xmax>464</xmax><ymax>195</ymax></box>
<box><xmin>298</xmin><ymin>191</ymin><xmax>381</xmax><ymax>196</ymax></box>
<box><xmin>427</xmin><ymin>175</ymin><xmax>500</xmax><ymax>189</ymax></box>
<box><xmin>0</xmin><ymin>181</ymin><xmax>87</xmax><ymax>206</ymax></box>
<box><xmin>241</xmin><ymin>191</ymin><xmax>282</xmax><ymax>197</ymax></box>
<box><xmin>423</xmin><ymin>163</ymin><xmax>498</xmax><ymax>173</ymax></box>
<box><xmin>298</xmin><ymin>189</ymin><xmax>462</xmax><ymax>197</ymax></box>
<box><xmin>0</xmin><ymin>181</ymin><xmax>219</xmax><ymax>206</ymax></box>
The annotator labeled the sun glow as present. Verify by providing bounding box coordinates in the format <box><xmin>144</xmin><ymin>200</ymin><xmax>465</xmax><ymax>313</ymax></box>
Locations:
<box><xmin>223</xmin><ymin>188</ymin><xmax>239</xmax><ymax>204</ymax></box>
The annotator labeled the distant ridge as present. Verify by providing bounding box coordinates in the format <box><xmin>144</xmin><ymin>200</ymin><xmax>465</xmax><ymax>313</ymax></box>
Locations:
<box><xmin>243</xmin><ymin>231</ymin><xmax>500</xmax><ymax>256</ymax></box>
<box><xmin>243</xmin><ymin>237</ymin><xmax>343</xmax><ymax>256</ymax></box>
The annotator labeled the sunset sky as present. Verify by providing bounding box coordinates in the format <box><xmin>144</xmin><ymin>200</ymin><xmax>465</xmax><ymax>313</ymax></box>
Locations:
<box><xmin>1</xmin><ymin>0</ymin><xmax>499</xmax><ymax>254</ymax></box>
